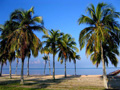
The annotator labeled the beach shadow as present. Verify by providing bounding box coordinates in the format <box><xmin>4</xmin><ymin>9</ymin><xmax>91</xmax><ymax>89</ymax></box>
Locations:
<box><xmin>100</xmin><ymin>76</ymin><xmax>120</xmax><ymax>89</ymax></box>
<box><xmin>24</xmin><ymin>75</ymin><xmax>81</xmax><ymax>89</ymax></box>
<box><xmin>0</xmin><ymin>79</ymin><xmax>20</xmax><ymax>85</ymax></box>
<box><xmin>0</xmin><ymin>74</ymin><xmax>81</xmax><ymax>89</ymax></box>
<box><xmin>107</xmin><ymin>76</ymin><xmax>120</xmax><ymax>89</ymax></box>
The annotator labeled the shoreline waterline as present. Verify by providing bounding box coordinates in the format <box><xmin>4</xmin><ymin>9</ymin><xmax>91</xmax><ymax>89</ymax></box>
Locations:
<box><xmin>2</xmin><ymin>67</ymin><xmax>120</xmax><ymax>75</ymax></box>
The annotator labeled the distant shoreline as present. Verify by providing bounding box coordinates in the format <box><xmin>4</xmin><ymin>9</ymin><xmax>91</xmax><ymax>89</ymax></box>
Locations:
<box><xmin>2</xmin><ymin>74</ymin><xmax>102</xmax><ymax>77</ymax></box>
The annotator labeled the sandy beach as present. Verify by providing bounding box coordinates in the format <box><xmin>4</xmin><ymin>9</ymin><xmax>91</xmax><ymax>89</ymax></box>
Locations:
<box><xmin>0</xmin><ymin>74</ymin><xmax>105</xmax><ymax>90</ymax></box>
<box><xmin>0</xmin><ymin>74</ymin><xmax>120</xmax><ymax>90</ymax></box>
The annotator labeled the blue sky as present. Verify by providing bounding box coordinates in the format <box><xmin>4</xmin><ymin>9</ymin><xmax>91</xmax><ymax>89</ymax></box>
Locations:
<box><xmin>1</xmin><ymin>0</ymin><xmax>120</xmax><ymax>69</ymax></box>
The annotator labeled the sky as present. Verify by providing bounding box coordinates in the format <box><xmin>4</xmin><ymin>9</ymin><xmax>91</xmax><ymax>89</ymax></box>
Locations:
<box><xmin>1</xmin><ymin>0</ymin><xmax>120</xmax><ymax>69</ymax></box>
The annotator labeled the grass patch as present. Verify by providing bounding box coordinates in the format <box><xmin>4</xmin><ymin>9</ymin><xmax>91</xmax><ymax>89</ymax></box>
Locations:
<box><xmin>77</xmin><ymin>86</ymin><xmax>105</xmax><ymax>90</ymax></box>
<box><xmin>0</xmin><ymin>85</ymin><xmax>50</xmax><ymax>90</ymax></box>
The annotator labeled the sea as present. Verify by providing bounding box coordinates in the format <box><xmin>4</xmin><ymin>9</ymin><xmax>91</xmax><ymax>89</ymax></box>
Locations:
<box><xmin>2</xmin><ymin>67</ymin><xmax>120</xmax><ymax>75</ymax></box>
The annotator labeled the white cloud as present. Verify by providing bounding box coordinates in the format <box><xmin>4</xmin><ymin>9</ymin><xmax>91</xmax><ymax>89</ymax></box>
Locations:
<box><xmin>30</xmin><ymin>59</ymin><xmax>41</xmax><ymax>64</ymax></box>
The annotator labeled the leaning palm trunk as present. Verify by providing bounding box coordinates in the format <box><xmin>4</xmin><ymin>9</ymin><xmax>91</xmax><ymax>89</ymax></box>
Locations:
<box><xmin>9</xmin><ymin>61</ymin><xmax>12</xmax><ymax>79</ymax></box>
<box><xmin>48</xmin><ymin>55</ymin><xmax>51</xmax><ymax>75</ymax></box>
<box><xmin>27</xmin><ymin>57</ymin><xmax>29</xmax><ymax>76</ymax></box>
<box><xmin>20</xmin><ymin>59</ymin><xmax>24</xmax><ymax>84</ymax></box>
<box><xmin>101</xmin><ymin>43</ymin><xmax>108</xmax><ymax>89</ymax></box>
<box><xmin>53</xmin><ymin>53</ymin><xmax>55</xmax><ymax>80</ymax></box>
<box><xmin>0</xmin><ymin>63</ymin><xmax>3</xmax><ymax>76</ymax></box>
<box><xmin>15</xmin><ymin>58</ymin><xmax>19</xmax><ymax>75</ymax></box>
<box><xmin>65</xmin><ymin>59</ymin><xmax>67</xmax><ymax>78</ymax></box>
<box><xmin>74</xmin><ymin>60</ymin><xmax>76</xmax><ymax>76</ymax></box>
<box><xmin>44</xmin><ymin>60</ymin><xmax>47</xmax><ymax>75</ymax></box>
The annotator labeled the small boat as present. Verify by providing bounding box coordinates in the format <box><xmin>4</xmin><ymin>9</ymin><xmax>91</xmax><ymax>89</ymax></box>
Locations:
<box><xmin>107</xmin><ymin>69</ymin><xmax>120</xmax><ymax>76</ymax></box>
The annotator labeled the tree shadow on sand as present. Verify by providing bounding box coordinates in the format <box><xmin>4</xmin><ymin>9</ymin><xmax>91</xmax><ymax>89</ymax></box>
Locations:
<box><xmin>107</xmin><ymin>76</ymin><xmax>120</xmax><ymax>90</ymax></box>
<box><xmin>0</xmin><ymin>75</ymin><xmax>81</xmax><ymax>89</ymax></box>
<box><xmin>24</xmin><ymin>75</ymin><xmax>81</xmax><ymax>89</ymax></box>
<box><xmin>100</xmin><ymin>76</ymin><xmax>120</xmax><ymax>90</ymax></box>
<box><xmin>0</xmin><ymin>80</ymin><xmax>20</xmax><ymax>85</ymax></box>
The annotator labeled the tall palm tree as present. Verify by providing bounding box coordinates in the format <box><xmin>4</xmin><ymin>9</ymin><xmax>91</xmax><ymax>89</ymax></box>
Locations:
<box><xmin>43</xmin><ymin>29</ymin><xmax>63</xmax><ymax>80</ymax></box>
<box><xmin>1</xmin><ymin>40</ymin><xmax>15</xmax><ymax>79</ymax></box>
<box><xmin>7</xmin><ymin>7</ymin><xmax>45</xmax><ymax>84</ymax></box>
<box><xmin>0</xmin><ymin>21</ymin><xmax>18</xmax><ymax>77</ymax></box>
<box><xmin>0</xmin><ymin>39</ymin><xmax>7</xmax><ymax>77</ymax></box>
<box><xmin>0</xmin><ymin>41</ymin><xmax>8</xmax><ymax>77</ymax></box>
<box><xmin>58</xmin><ymin>34</ymin><xmax>79</xmax><ymax>77</ymax></box>
<box><xmin>78</xmin><ymin>3</ymin><xmax>120</xmax><ymax>88</ymax></box>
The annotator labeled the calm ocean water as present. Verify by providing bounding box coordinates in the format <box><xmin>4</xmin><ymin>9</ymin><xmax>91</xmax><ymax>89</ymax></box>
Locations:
<box><xmin>2</xmin><ymin>67</ymin><xmax>120</xmax><ymax>75</ymax></box>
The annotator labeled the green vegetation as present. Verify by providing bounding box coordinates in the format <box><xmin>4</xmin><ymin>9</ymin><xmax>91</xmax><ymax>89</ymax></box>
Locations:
<box><xmin>0</xmin><ymin>7</ymin><xmax>45</xmax><ymax>84</ymax></box>
<box><xmin>78</xmin><ymin>2</ymin><xmax>120</xmax><ymax>88</ymax></box>
<box><xmin>58</xmin><ymin>34</ymin><xmax>80</xmax><ymax>77</ymax></box>
<box><xmin>42</xmin><ymin>29</ymin><xmax>64</xmax><ymax>80</ymax></box>
<box><xmin>0</xmin><ymin>86</ymin><xmax>48</xmax><ymax>90</ymax></box>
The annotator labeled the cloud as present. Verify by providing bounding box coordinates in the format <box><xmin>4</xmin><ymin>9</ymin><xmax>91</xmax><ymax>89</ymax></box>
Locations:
<box><xmin>30</xmin><ymin>59</ymin><xmax>41</xmax><ymax>64</ymax></box>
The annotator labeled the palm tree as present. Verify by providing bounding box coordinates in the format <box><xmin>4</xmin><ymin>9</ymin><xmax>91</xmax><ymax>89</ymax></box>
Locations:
<box><xmin>1</xmin><ymin>41</ymin><xmax>15</xmax><ymax>79</ymax></box>
<box><xmin>40</xmin><ymin>47</ymin><xmax>52</xmax><ymax>75</ymax></box>
<box><xmin>15</xmin><ymin>58</ymin><xmax>19</xmax><ymax>75</ymax></box>
<box><xmin>15</xmin><ymin>50</ymin><xmax>20</xmax><ymax>75</ymax></box>
<box><xmin>0</xmin><ymin>59</ymin><xmax>7</xmax><ymax>76</ymax></box>
<box><xmin>43</xmin><ymin>29</ymin><xmax>63</xmax><ymax>80</ymax></box>
<box><xmin>7</xmin><ymin>7</ymin><xmax>45</xmax><ymax>84</ymax></box>
<box><xmin>78</xmin><ymin>3</ymin><xmax>120</xmax><ymax>88</ymax></box>
<box><xmin>27</xmin><ymin>51</ymin><xmax>31</xmax><ymax>77</ymax></box>
<box><xmin>72</xmin><ymin>53</ymin><xmax>80</xmax><ymax>76</ymax></box>
<box><xmin>42</xmin><ymin>55</ymin><xmax>48</xmax><ymax>75</ymax></box>
<box><xmin>0</xmin><ymin>39</ymin><xmax>7</xmax><ymax>77</ymax></box>
<box><xmin>0</xmin><ymin>21</ymin><xmax>18</xmax><ymax>77</ymax></box>
<box><xmin>48</xmin><ymin>55</ymin><xmax>51</xmax><ymax>75</ymax></box>
<box><xmin>8</xmin><ymin>52</ymin><xmax>15</xmax><ymax>79</ymax></box>
<box><xmin>90</xmin><ymin>41</ymin><xmax>119</xmax><ymax>67</ymax></box>
<box><xmin>58</xmin><ymin>34</ymin><xmax>79</xmax><ymax>77</ymax></box>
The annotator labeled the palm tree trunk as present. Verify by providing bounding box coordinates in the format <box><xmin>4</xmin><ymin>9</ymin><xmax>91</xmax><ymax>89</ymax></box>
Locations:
<box><xmin>101</xmin><ymin>42</ymin><xmax>108</xmax><ymax>89</ymax></box>
<box><xmin>9</xmin><ymin>61</ymin><xmax>12</xmax><ymax>79</ymax></box>
<box><xmin>0</xmin><ymin>63</ymin><xmax>3</xmax><ymax>76</ymax></box>
<box><xmin>74</xmin><ymin>60</ymin><xmax>76</xmax><ymax>76</ymax></box>
<box><xmin>27</xmin><ymin>57</ymin><xmax>29</xmax><ymax>77</ymax></box>
<box><xmin>44</xmin><ymin>60</ymin><xmax>47</xmax><ymax>75</ymax></box>
<box><xmin>20</xmin><ymin>59</ymin><xmax>24</xmax><ymax>84</ymax></box>
<box><xmin>48</xmin><ymin>55</ymin><xmax>51</xmax><ymax>75</ymax></box>
<box><xmin>15</xmin><ymin>58</ymin><xmax>19</xmax><ymax>75</ymax></box>
<box><xmin>65</xmin><ymin>59</ymin><xmax>67</xmax><ymax>78</ymax></box>
<box><xmin>53</xmin><ymin>53</ymin><xmax>55</xmax><ymax>80</ymax></box>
